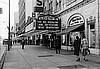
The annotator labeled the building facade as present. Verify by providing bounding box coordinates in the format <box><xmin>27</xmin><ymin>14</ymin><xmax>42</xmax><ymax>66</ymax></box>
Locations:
<box><xmin>43</xmin><ymin>0</ymin><xmax>100</xmax><ymax>55</ymax></box>
<box><xmin>14</xmin><ymin>12</ymin><xmax>19</xmax><ymax>36</ymax></box>
<box><xmin>18</xmin><ymin>0</ymin><xmax>26</xmax><ymax>34</ymax></box>
<box><xmin>49</xmin><ymin>0</ymin><xmax>100</xmax><ymax>55</ymax></box>
<box><xmin>18</xmin><ymin>0</ymin><xmax>100</xmax><ymax>54</ymax></box>
<box><xmin>18</xmin><ymin>0</ymin><xmax>37</xmax><ymax>44</ymax></box>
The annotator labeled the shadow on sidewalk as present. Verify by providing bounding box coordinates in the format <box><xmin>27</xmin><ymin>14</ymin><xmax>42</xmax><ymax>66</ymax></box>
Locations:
<box><xmin>60</xmin><ymin>50</ymin><xmax>74</xmax><ymax>55</ymax></box>
<box><xmin>58</xmin><ymin>64</ymin><xmax>86</xmax><ymax>69</ymax></box>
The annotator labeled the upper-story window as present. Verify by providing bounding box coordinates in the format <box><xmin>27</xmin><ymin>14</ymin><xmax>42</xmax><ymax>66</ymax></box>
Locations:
<box><xmin>56</xmin><ymin>0</ymin><xmax>61</xmax><ymax>12</ymax></box>
<box><xmin>62</xmin><ymin>0</ymin><xmax>66</xmax><ymax>9</ymax></box>
<box><xmin>49</xmin><ymin>0</ymin><xmax>53</xmax><ymax>14</ymax></box>
<box><xmin>62</xmin><ymin>0</ymin><xmax>76</xmax><ymax>9</ymax></box>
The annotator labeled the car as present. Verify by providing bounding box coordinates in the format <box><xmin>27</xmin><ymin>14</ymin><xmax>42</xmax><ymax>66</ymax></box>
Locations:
<box><xmin>3</xmin><ymin>39</ymin><xmax>12</xmax><ymax>45</ymax></box>
<box><xmin>3</xmin><ymin>39</ymin><xmax>8</xmax><ymax>45</ymax></box>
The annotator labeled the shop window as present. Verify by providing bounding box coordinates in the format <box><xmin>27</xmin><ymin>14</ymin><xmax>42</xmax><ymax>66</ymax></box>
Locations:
<box><xmin>90</xmin><ymin>30</ymin><xmax>95</xmax><ymax>48</ymax></box>
<box><xmin>67</xmin><ymin>34</ymin><xmax>70</xmax><ymax>45</ymax></box>
<box><xmin>62</xmin><ymin>35</ymin><xmax>66</xmax><ymax>45</ymax></box>
<box><xmin>90</xmin><ymin>24</ymin><xmax>95</xmax><ymax>29</ymax></box>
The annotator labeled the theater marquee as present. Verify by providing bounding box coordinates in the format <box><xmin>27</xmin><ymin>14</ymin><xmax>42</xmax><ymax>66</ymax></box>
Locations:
<box><xmin>36</xmin><ymin>14</ymin><xmax>61</xmax><ymax>30</ymax></box>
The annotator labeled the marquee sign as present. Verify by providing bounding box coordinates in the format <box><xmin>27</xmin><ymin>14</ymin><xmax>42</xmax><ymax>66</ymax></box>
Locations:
<box><xmin>36</xmin><ymin>14</ymin><xmax>61</xmax><ymax>30</ymax></box>
<box><xmin>67</xmin><ymin>13</ymin><xmax>85</xmax><ymax>26</ymax></box>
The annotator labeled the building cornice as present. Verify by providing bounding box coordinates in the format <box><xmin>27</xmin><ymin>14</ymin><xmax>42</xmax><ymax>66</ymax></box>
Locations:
<box><xmin>54</xmin><ymin>0</ymin><xmax>95</xmax><ymax>17</ymax></box>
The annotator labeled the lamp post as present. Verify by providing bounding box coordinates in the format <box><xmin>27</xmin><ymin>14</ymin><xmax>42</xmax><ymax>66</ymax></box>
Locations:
<box><xmin>8</xmin><ymin>0</ymin><xmax>10</xmax><ymax>51</ymax></box>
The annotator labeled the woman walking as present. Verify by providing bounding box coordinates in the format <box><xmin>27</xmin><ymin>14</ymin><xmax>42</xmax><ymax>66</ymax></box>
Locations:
<box><xmin>81</xmin><ymin>36</ymin><xmax>89</xmax><ymax>61</ymax></box>
<box><xmin>55</xmin><ymin>37</ymin><xmax>61</xmax><ymax>54</ymax></box>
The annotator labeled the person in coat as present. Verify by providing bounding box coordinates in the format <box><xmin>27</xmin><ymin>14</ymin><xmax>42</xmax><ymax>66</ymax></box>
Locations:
<box><xmin>73</xmin><ymin>36</ymin><xmax>81</xmax><ymax>61</ymax></box>
<box><xmin>22</xmin><ymin>39</ymin><xmax>25</xmax><ymax>49</ymax></box>
<box><xmin>55</xmin><ymin>37</ymin><xmax>61</xmax><ymax>54</ymax></box>
<box><xmin>81</xmin><ymin>36</ymin><xmax>89</xmax><ymax>61</ymax></box>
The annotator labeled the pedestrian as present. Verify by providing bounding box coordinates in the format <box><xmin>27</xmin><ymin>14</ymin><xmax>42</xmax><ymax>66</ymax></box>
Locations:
<box><xmin>22</xmin><ymin>39</ymin><xmax>25</xmax><ymax>49</ymax></box>
<box><xmin>55</xmin><ymin>37</ymin><xmax>61</xmax><ymax>54</ymax></box>
<box><xmin>73</xmin><ymin>36</ymin><xmax>81</xmax><ymax>61</ymax></box>
<box><xmin>81</xmin><ymin>36</ymin><xmax>89</xmax><ymax>61</ymax></box>
<box><xmin>47</xmin><ymin>39</ymin><xmax>50</xmax><ymax>48</ymax></box>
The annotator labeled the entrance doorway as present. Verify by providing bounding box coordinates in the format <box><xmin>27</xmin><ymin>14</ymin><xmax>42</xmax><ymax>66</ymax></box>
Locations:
<box><xmin>67</xmin><ymin>24</ymin><xmax>85</xmax><ymax>46</ymax></box>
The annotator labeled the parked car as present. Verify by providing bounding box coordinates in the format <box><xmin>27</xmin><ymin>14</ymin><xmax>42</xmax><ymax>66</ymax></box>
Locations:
<box><xmin>3</xmin><ymin>39</ymin><xmax>11</xmax><ymax>45</ymax></box>
<box><xmin>3</xmin><ymin>39</ymin><xmax>8</xmax><ymax>45</ymax></box>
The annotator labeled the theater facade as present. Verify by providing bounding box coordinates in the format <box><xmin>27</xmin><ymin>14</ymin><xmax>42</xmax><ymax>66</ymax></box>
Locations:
<box><xmin>55</xmin><ymin>0</ymin><xmax>100</xmax><ymax>55</ymax></box>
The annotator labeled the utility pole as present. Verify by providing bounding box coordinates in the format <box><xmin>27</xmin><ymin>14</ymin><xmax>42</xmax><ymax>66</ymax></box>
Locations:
<box><xmin>8</xmin><ymin>0</ymin><xmax>10</xmax><ymax>51</ymax></box>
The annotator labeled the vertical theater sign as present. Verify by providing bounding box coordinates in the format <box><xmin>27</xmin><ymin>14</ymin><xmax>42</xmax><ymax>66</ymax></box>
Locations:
<box><xmin>34</xmin><ymin>0</ymin><xmax>43</xmax><ymax>12</ymax></box>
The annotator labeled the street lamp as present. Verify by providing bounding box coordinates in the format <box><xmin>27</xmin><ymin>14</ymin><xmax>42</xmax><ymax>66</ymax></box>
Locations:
<box><xmin>8</xmin><ymin>0</ymin><xmax>10</xmax><ymax>51</ymax></box>
<box><xmin>0</xmin><ymin>0</ymin><xmax>10</xmax><ymax>51</ymax></box>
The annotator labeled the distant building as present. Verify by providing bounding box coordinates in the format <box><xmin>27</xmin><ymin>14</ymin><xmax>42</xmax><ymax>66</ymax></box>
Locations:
<box><xmin>18</xmin><ymin>0</ymin><xmax>33</xmax><ymax>35</ymax></box>
<box><xmin>14</xmin><ymin>12</ymin><xmax>19</xmax><ymax>36</ymax></box>
<box><xmin>18</xmin><ymin>0</ymin><xmax>26</xmax><ymax>34</ymax></box>
<box><xmin>42</xmin><ymin>0</ymin><xmax>100</xmax><ymax>55</ymax></box>
<box><xmin>17</xmin><ymin>0</ymin><xmax>100</xmax><ymax>55</ymax></box>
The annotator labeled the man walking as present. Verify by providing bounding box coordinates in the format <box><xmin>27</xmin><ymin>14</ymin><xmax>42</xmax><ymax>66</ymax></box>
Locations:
<box><xmin>73</xmin><ymin>36</ymin><xmax>81</xmax><ymax>61</ymax></box>
<box><xmin>22</xmin><ymin>39</ymin><xmax>25</xmax><ymax>49</ymax></box>
<box><xmin>55</xmin><ymin>37</ymin><xmax>61</xmax><ymax>54</ymax></box>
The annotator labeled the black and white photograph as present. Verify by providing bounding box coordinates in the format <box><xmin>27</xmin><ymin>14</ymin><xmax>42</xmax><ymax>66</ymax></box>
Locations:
<box><xmin>0</xmin><ymin>0</ymin><xmax>100</xmax><ymax>69</ymax></box>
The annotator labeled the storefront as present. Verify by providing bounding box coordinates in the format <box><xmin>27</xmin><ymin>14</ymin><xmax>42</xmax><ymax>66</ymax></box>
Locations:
<box><xmin>56</xmin><ymin>0</ymin><xmax>100</xmax><ymax>55</ymax></box>
<box><xmin>35</xmin><ymin>14</ymin><xmax>61</xmax><ymax>49</ymax></box>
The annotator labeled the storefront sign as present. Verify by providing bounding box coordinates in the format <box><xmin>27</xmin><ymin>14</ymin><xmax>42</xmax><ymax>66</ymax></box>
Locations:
<box><xmin>68</xmin><ymin>13</ymin><xmax>85</xmax><ymax>26</ymax></box>
<box><xmin>36</xmin><ymin>14</ymin><xmax>61</xmax><ymax>30</ymax></box>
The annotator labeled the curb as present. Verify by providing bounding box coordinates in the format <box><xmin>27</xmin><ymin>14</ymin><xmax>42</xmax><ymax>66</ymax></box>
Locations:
<box><xmin>0</xmin><ymin>46</ymin><xmax>7</xmax><ymax>69</ymax></box>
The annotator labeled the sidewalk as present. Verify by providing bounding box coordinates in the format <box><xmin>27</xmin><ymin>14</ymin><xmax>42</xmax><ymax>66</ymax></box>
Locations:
<box><xmin>3</xmin><ymin>44</ymin><xmax>100</xmax><ymax>69</ymax></box>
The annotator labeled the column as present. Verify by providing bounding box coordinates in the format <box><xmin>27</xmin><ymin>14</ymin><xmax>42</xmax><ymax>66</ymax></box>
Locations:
<box><xmin>88</xmin><ymin>24</ymin><xmax>91</xmax><ymax>47</ymax></box>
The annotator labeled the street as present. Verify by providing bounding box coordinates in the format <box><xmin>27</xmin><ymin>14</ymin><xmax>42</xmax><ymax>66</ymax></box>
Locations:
<box><xmin>3</xmin><ymin>44</ymin><xmax>100</xmax><ymax>69</ymax></box>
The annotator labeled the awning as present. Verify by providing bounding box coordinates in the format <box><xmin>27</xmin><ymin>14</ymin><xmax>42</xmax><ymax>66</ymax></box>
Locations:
<box><xmin>12</xmin><ymin>37</ymin><xmax>21</xmax><ymax>40</ymax></box>
<box><xmin>30</xmin><ymin>30</ymin><xmax>48</xmax><ymax>36</ymax></box>
<box><xmin>56</xmin><ymin>24</ymin><xmax>84</xmax><ymax>35</ymax></box>
<box><xmin>27</xmin><ymin>30</ymin><xmax>61</xmax><ymax>36</ymax></box>
<box><xmin>21</xmin><ymin>30</ymin><xmax>49</xmax><ymax>36</ymax></box>
<box><xmin>17</xmin><ymin>34</ymin><xmax>26</xmax><ymax>38</ymax></box>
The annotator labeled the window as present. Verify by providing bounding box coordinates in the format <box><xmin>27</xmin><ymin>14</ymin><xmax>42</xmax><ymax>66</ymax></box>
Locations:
<box><xmin>55</xmin><ymin>0</ymin><xmax>62</xmax><ymax>12</ymax></box>
<box><xmin>62</xmin><ymin>0</ymin><xmax>66</xmax><ymax>9</ymax></box>
<box><xmin>49</xmin><ymin>1</ymin><xmax>53</xmax><ymax>14</ymax></box>
<box><xmin>59</xmin><ymin>0</ymin><xmax>61</xmax><ymax>10</ymax></box>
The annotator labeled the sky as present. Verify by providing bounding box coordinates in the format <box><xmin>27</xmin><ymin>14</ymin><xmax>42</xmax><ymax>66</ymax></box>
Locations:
<box><xmin>0</xmin><ymin>0</ymin><xmax>18</xmax><ymax>39</ymax></box>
